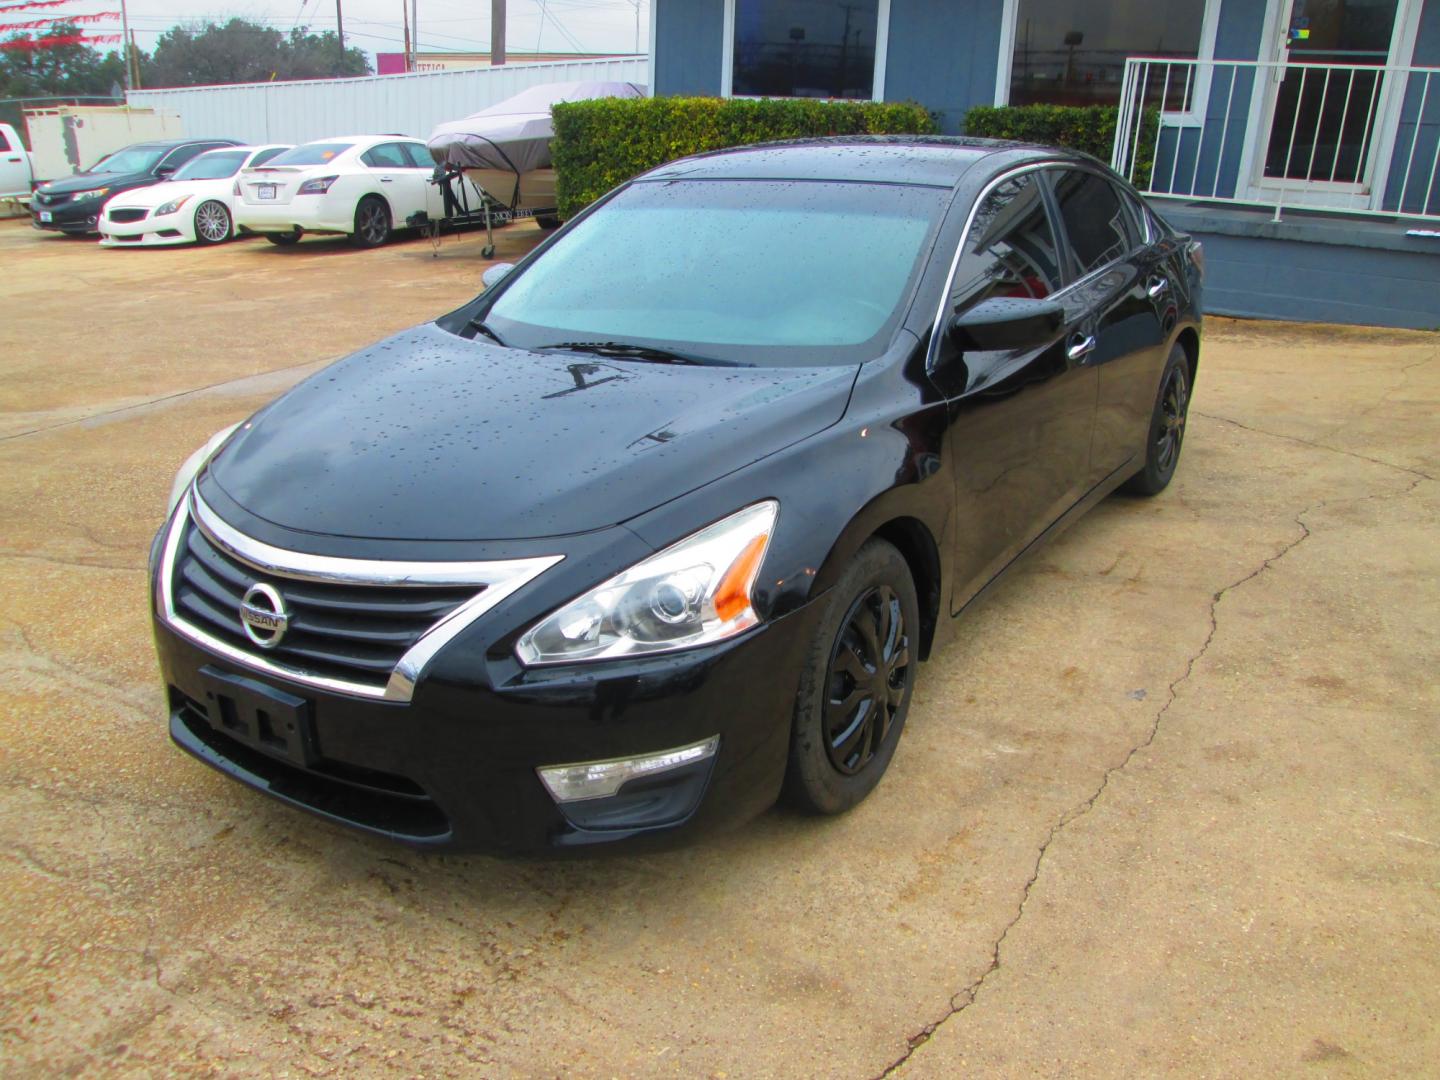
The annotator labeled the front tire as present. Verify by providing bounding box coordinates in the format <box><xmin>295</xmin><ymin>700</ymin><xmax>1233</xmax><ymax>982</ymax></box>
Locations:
<box><xmin>193</xmin><ymin>200</ymin><xmax>232</xmax><ymax>244</ymax></box>
<box><xmin>265</xmin><ymin>229</ymin><xmax>302</xmax><ymax>246</ymax></box>
<box><xmin>783</xmin><ymin>539</ymin><xmax>919</xmax><ymax>815</ymax></box>
<box><xmin>350</xmin><ymin>196</ymin><xmax>391</xmax><ymax>248</ymax></box>
<box><xmin>1124</xmin><ymin>343</ymin><xmax>1192</xmax><ymax>496</ymax></box>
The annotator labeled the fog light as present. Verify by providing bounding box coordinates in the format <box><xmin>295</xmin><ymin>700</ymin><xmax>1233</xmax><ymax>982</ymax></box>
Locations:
<box><xmin>537</xmin><ymin>736</ymin><xmax>719</xmax><ymax>803</ymax></box>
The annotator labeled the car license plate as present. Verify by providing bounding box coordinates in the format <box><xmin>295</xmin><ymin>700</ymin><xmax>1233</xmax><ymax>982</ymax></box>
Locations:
<box><xmin>39</xmin><ymin>211</ymin><xmax>52</xmax><ymax>222</ymax></box>
<box><xmin>257</xmin><ymin>185</ymin><xmax>276</xmax><ymax>200</ymax></box>
<box><xmin>195</xmin><ymin>665</ymin><xmax>316</xmax><ymax>767</ymax></box>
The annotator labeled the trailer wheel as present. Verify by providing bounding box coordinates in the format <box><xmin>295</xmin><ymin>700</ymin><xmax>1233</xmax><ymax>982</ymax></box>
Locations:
<box><xmin>481</xmin><ymin>244</ymin><xmax>495</xmax><ymax>258</ymax></box>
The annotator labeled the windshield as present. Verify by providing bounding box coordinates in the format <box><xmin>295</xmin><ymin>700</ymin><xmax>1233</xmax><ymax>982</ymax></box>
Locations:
<box><xmin>265</xmin><ymin>142</ymin><xmax>353</xmax><ymax>166</ymax></box>
<box><xmin>173</xmin><ymin>150</ymin><xmax>248</xmax><ymax>180</ymax></box>
<box><xmin>481</xmin><ymin>178</ymin><xmax>949</xmax><ymax>366</ymax></box>
<box><xmin>88</xmin><ymin>146</ymin><xmax>164</xmax><ymax>174</ymax></box>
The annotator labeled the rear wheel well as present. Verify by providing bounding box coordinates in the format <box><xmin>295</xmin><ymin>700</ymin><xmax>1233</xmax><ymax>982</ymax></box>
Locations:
<box><xmin>1176</xmin><ymin>327</ymin><xmax>1200</xmax><ymax>387</ymax></box>
<box><xmin>871</xmin><ymin>518</ymin><xmax>940</xmax><ymax>661</ymax></box>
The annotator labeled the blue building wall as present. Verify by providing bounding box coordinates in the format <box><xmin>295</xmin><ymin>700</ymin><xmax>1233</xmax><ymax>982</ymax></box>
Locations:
<box><xmin>883</xmin><ymin>0</ymin><xmax>1005</xmax><ymax>133</ymax></box>
<box><xmin>654</xmin><ymin>0</ymin><xmax>725</xmax><ymax>97</ymax></box>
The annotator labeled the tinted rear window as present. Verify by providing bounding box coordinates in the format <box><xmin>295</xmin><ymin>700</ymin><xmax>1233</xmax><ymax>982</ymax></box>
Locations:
<box><xmin>266</xmin><ymin>143</ymin><xmax>353</xmax><ymax>166</ymax></box>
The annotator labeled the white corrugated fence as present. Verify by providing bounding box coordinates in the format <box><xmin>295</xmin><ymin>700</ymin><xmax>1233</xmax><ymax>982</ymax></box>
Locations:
<box><xmin>126</xmin><ymin>57</ymin><xmax>649</xmax><ymax>146</ymax></box>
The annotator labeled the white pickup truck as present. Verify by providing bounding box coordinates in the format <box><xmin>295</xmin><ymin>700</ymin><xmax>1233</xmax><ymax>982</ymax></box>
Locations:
<box><xmin>0</xmin><ymin>122</ymin><xmax>35</xmax><ymax>200</ymax></box>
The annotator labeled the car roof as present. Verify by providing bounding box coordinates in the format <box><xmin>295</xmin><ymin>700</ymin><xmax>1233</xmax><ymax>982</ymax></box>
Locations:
<box><xmin>641</xmin><ymin>135</ymin><xmax>1080</xmax><ymax>187</ymax></box>
<box><xmin>127</xmin><ymin>138</ymin><xmax>240</xmax><ymax>149</ymax></box>
<box><xmin>312</xmin><ymin>135</ymin><xmax>421</xmax><ymax>144</ymax></box>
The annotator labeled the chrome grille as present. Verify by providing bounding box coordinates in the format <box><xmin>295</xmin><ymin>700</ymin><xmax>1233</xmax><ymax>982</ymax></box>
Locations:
<box><xmin>171</xmin><ymin>517</ymin><xmax>478</xmax><ymax>690</ymax></box>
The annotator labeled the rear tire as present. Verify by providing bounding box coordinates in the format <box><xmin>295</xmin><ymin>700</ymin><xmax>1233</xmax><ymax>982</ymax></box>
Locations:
<box><xmin>534</xmin><ymin>214</ymin><xmax>562</xmax><ymax>230</ymax></box>
<box><xmin>1124</xmin><ymin>343</ymin><xmax>1192</xmax><ymax>496</ymax></box>
<box><xmin>265</xmin><ymin>229</ymin><xmax>302</xmax><ymax>246</ymax></box>
<box><xmin>350</xmin><ymin>196</ymin><xmax>391</xmax><ymax>248</ymax></box>
<box><xmin>193</xmin><ymin>200</ymin><xmax>232</xmax><ymax>244</ymax></box>
<box><xmin>783</xmin><ymin>539</ymin><xmax>919</xmax><ymax>815</ymax></box>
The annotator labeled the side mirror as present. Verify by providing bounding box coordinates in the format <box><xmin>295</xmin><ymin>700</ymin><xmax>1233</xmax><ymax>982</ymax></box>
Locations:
<box><xmin>481</xmin><ymin>262</ymin><xmax>515</xmax><ymax>289</ymax></box>
<box><xmin>155</xmin><ymin>163</ymin><xmax>177</xmax><ymax>177</ymax></box>
<box><xmin>948</xmin><ymin>296</ymin><xmax>1064</xmax><ymax>352</ymax></box>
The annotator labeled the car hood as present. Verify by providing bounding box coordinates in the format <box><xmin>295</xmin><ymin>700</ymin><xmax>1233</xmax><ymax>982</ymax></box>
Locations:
<box><xmin>208</xmin><ymin>323</ymin><xmax>858</xmax><ymax>542</ymax></box>
<box><xmin>39</xmin><ymin>170</ymin><xmax>149</xmax><ymax>194</ymax></box>
<box><xmin>108</xmin><ymin>179</ymin><xmax>225</xmax><ymax>207</ymax></box>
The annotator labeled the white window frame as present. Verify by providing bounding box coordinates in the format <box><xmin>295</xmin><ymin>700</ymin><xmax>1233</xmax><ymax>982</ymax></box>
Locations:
<box><xmin>994</xmin><ymin>0</ymin><xmax>1222</xmax><ymax>127</ymax></box>
<box><xmin>720</xmin><ymin>0</ymin><xmax>891</xmax><ymax>101</ymax></box>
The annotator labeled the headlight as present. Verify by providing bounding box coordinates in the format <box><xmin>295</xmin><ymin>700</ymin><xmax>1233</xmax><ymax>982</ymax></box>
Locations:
<box><xmin>167</xmin><ymin>423</ymin><xmax>241</xmax><ymax>515</ymax></box>
<box><xmin>297</xmin><ymin>175</ymin><xmax>338</xmax><ymax>195</ymax></box>
<box><xmin>74</xmin><ymin>187</ymin><xmax>109</xmax><ymax>201</ymax></box>
<box><xmin>516</xmin><ymin>501</ymin><xmax>778</xmax><ymax>665</ymax></box>
<box><xmin>154</xmin><ymin>195</ymin><xmax>190</xmax><ymax>216</ymax></box>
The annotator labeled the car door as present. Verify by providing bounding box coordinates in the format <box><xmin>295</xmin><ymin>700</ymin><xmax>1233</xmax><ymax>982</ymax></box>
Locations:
<box><xmin>361</xmin><ymin>142</ymin><xmax>428</xmax><ymax>221</ymax></box>
<box><xmin>1045</xmin><ymin>168</ymin><xmax>1170</xmax><ymax>485</ymax></box>
<box><xmin>0</xmin><ymin>126</ymin><xmax>28</xmax><ymax>196</ymax></box>
<box><xmin>399</xmin><ymin>141</ymin><xmax>449</xmax><ymax>220</ymax></box>
<box><xmin>931</xmin><ymin>168</ymin><xmax>1099</xmax><ymax>615</ymax></box>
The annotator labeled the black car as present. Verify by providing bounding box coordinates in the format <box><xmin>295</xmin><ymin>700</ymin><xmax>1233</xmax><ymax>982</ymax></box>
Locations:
<box><xmin>31</xmin><ymin>137</ymin><xmax>240</xmax><ymax>235</ymax></box>
<box><xmin>149</xmin><ymin>136</ymin><xmax>1202</xmax><ymax>854</ymax></box>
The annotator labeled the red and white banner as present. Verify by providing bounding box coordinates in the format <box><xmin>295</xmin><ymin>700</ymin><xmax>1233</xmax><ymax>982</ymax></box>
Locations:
<box><xmin>0</xmin><ymin>12</ymin><xmax>119</xmax><ymax>32</ymax></box>
<box><xmin>0</xmin><ymin>32</ymin><xmax>121</xmax><ymax>50</ymax></box>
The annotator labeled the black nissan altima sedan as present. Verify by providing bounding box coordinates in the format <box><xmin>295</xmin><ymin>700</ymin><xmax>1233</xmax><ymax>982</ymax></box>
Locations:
<box><xmin>150</xmin><ymin>136</ymin><xmax>1202</xmax><ymax>854</ymax></box>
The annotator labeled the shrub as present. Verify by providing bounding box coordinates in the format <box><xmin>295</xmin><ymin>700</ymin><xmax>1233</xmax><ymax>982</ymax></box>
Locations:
<box><xmin>963</xmin><ymin>104</ymin><xmax>1158</xmax><ymax>187</ymax></box>
<box><xmin>551</xmin><ymin>96</ymin><xmax>938</xmax><ymax>219</ymax></box>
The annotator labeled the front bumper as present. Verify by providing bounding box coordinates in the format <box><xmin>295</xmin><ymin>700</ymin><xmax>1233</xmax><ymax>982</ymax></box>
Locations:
<box><xmin>152</xmin><ymin>580</ymin><xmax>818</xmax><ymax>855</ymax></box>
<box><xmin>32</xmin><ymin>200</ymin><xmax>104</xmax><ymax>233</ymax></box>
<box><xmin>100</xmin><ymin>214</ymin><xmax>190</xmax><ymax>246</ymax></box>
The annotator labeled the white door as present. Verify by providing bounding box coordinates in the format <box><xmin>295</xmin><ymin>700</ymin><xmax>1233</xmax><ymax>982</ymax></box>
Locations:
<box><xmin>1242</xmin><ymin>0</ymin><xmax>1422</xmax><ymax>206</ymax></box>
<box><xmin>0</xmin><ymin>127</ymin><xmax>29</xmax><ymax>197</ymax></box>
<box><xmin>362</xmin><ymin>142</ymin><xmax>429</xmax><ymax>223</ymax></box>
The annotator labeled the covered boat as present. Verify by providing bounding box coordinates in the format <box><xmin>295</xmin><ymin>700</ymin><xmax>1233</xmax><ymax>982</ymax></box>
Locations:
<box><xmin>426</xmin><ymin>80</ymin><xmax>646</xmax><ymax>216</ymax></box>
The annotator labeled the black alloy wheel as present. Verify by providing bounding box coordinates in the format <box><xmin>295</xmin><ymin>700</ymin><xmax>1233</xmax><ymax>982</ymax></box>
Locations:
<box><xmin>193</xmin><ymin>200</ymin><xmax>232</xmax><ymax>244</ymax></box>
<box><xmin>824</xmin><ymin>586</ymin><xmax>911</xmax><ymax>775</ymax></box>
<box><xmin>1125</xmin><ymin>343</ymin><xmax>1193</xmax><ymax>496</ymax></box>
<box><xmin>351</xmin><ymin>196</ymin><xmax>392</xmax><ymax>248</ymax></box>
<box><xmin>784</xmin><ymin>538</ymin><xmax>919</xmax><ymax>815</ymax></box>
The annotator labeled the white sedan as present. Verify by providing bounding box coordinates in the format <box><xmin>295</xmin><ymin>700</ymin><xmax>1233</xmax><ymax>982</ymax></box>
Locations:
<box><xmin>98</xmin><ymin>145</ymin><xmax>292</xmax><ymax>247</ymax></box>
<box><xmin>233</xmin><ymin>135</ymin><xmax>481</xmax><ymax>249</ymax></box>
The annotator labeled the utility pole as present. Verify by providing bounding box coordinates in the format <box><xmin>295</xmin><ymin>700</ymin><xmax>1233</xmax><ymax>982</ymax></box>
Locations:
<box><xmin>411</xmin><ymin>0</ymin><xmax>419</xmax><ymax>70</ymax></box>
<box><xmin>634</xmin><ymin>0</ymin><xmax>640</xmax><ymax>55</ymax></box>
<box><xmin>119</xmin><ymin>0</ymin><xmax>132</xmax><ymax>92</ymax></box>
<box><xmin>402</xmin><ymin>1</ymin><xmax>411</xmax><ymax>71</ymax></box>
<box><xmin>336</xmin><ymin>0</ymin><xmax>345</xmax><ymax>56</ymax></box>
<box><xmin>491</xmin><ymin>0</ymin><xmax>505</xmax><ymax>65</ymax></box>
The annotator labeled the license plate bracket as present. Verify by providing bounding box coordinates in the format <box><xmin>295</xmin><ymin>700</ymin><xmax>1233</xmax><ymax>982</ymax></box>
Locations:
<box><xmin>196</xmin><ymin>665</ymin><xmax>316</xmax><ymax>767</ymax></box>
<box><xmin>39</xmin><ymin>210</ymin><xmax>52</xmax><ymax>222</ymax></box>
<box><xmin>257</xmin><ymin>185</ymin><xmax>276</xmax><ymax>200</ymax></box>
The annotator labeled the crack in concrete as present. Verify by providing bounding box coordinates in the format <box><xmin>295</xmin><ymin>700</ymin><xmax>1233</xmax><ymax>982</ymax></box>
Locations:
<box><xmin>1194</xmin><ymin>410</ymin><xmax>1436</xmax><ymax>482</ymax></box>
<box><xmin>874</xmin><ymin>473</ymin><xmax>1429</xmax><ymax>1078</ymax></box>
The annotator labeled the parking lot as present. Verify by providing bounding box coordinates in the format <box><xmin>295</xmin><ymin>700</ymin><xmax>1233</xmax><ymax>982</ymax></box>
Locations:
<box><xmin>1</xmin><ymin>217</ymin><xmax>1436</xmax><ymax>1077</ymax></box>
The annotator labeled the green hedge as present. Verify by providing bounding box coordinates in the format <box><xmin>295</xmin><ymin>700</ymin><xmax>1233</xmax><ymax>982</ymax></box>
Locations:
<box><xmin>551</xmin><ymin>96</ymin><xmax>938</xmax><ymax>219</ymax></box>
<box><xmin>963</xmin><ymin>104</ymin><xmax>1158</xmax><ymax>187</ymax></box>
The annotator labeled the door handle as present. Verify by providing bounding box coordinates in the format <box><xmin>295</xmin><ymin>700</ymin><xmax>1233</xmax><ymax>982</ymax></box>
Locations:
<box><xmin>1147</xmin><ymin>277</ymin><xmax>1170</xmax><ymax>299</ymax></box>
<box><xmin>1067</xmin><ymin>333</ymin><xmax>1097</xmax><ymax>361</ymax></box>
<box><xmin>4</xmin><ymin>156</ymin><xmax>19</xmax><ymax>163</ymax></box>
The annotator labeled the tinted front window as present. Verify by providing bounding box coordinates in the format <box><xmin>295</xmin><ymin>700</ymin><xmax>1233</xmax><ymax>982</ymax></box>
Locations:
<box><xmin>0</xmin><ymin>129</ymin><xmax>9</xmax><ymax>151</ymax></box>
<box><xmin>400</xmin><ymin>143</ymin><xmax>432</xmax><ymax>168</ymax></box>
<box><xmin>484</xmin><ymin>179</ymin><xmax>948</xmax><ymax>366</ymax></box>
<box><xmin>89</xmin><ymin>146</ymin><xmax>165</xmax><ymax>173</ymax></box>
<box><xmin>732</xmin><ymin>0</ymin><xmax>880</xmax><ymax>99</ymax></box>
<box><xmin>1050</xmin><ymin>169</ymin><xmax>1136</xmax><ymax>278</ymax></box>
<box><xmin>160</xmin><ymin>145</ymin><xmax>208</xmax><ymax>171</ymax></box>
<box><xmin>949</xmin><ymin>172</ymin><xmax>1063</xmax><ymax>313</ymax></box>
<box><xmin>267</xmin><ymin>142</ymin><xmax>353</xmax><ymax>166</ymax></box>
<box><xmin>173</xmin><ymin>150</ymin><xmax>248</xmax><ymax>180</ymax></box>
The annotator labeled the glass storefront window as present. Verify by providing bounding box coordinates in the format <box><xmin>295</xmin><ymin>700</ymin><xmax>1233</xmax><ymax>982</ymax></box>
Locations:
<box><xmin>732</xmin><ymin>0</ymin><xmax>881</xmax><ymax>99</ymax></box>
<box><xmin>1010</xmin><ymin>0</ymin><xmax>1207</xmax><ymax>107</ymax></box>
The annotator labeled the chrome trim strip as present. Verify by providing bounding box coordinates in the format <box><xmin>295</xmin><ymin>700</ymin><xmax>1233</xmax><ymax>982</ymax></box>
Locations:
<box><xmin>158</xmin><ymin>491</ymin><xmax>563</xmax><ymax>702</ymax></box>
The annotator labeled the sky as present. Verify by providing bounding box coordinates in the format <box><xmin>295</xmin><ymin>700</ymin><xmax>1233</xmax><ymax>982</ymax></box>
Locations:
<box><xmin>3</xmin><ymin>0</ymin><xmax>650</xmax><ymax>63</ymax></box>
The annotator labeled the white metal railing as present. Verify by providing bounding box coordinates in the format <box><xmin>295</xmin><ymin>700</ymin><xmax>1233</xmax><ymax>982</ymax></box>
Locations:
<box><xmin>1111</xmin><ymin>57</ymin><xmax>1440</xmax><ymax>223</ymax></box>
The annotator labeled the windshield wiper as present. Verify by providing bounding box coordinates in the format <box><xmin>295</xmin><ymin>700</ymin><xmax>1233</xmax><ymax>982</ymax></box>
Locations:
<box><xmin>536</xmin><ymin>341</ymin><xmax>722</xmax><ymax>365</ymax></box>
<box><xmin>466</xmin><ymin>318</ymin><xmax>508</xmax><ymax>347</ymax></box>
